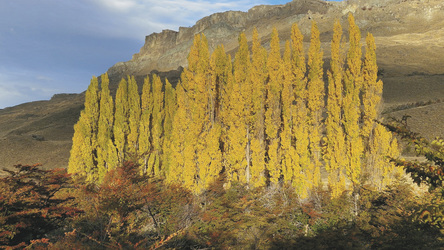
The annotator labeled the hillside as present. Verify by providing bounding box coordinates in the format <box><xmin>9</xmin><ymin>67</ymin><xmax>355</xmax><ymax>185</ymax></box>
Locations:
<box><xmin>1</xmin><ymin>0</ymin><xmax>444</xmax><ymax>170</ymax></box>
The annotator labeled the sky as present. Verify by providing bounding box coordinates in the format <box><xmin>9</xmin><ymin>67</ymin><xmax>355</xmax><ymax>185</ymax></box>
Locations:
<box><xmin>0</xmin><ymin>0</ymin><xmax>341</xmax><ymax>109</ymax></box>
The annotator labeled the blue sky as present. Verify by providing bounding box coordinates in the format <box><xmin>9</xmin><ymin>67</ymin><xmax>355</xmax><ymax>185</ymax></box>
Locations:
<box><xmin>0</xmin><ymin>0</ymin><xmax>341</xmax><ymax>109</ymax></box>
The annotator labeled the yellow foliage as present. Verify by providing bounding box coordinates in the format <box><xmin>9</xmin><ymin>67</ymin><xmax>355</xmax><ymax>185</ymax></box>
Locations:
<box><xmin>249</xmin><ymin>28</ymin><xmax>267</xmax><ymax>188</ymax></box>
<box><xmin>367</xmin><ymin>124</ymin><xmax>401</xmax><ymax>189</ymax></box>
<box><xmin>127</xmin><ymin>76</ymin><xmax>141</xmax><ymax>156</ymax></box>
<box><xmin>162</xmin><ymin>79</ymin><xmax>176</xmax><ymax>175</ymax></box>
<box><xmin>281</xmin><ymin>41</ymin><xmax>294</xmax><ymax>184</ymax></box>
<box><xmin>149</xmin><ymin>75</ymin><xmax>165</xmax><ymax>176</ymax></box>
<box><xmin>265</xmin><ymin>28</ymin><xmax>282</xmax><ymax>184</ymax></box>
<box><xmin>114</xmin><ymin>78</ymin><xmax>129</xmax><ymax>164</ymax></box>
<box><xmin>307</xmin><ymin>21</ymin><xmax>324</xmax><ymax>188</ymax></box>
<box><xmin>97</xmin><ymin>73</ymin><xmax>117</xmax><ymax>182</ymax></box>
<box><xmin>138</xmin><ymin>76</ymin><xmax>153</xmax><ymax>174</ymax></box>
<box><xmin>362</xmin><ymin>33</ymin><xmax>383</xmax><ymax>139</ymax></box>
<box><xmin>68</xmin><ymin>17</ymin><xmax>397</xmax><ymax>197</ymax></box>
<box><xmin>343</xmin><ymin>14</ymin><xmax>364</xmax><ymax>188</ymax></box>
<box><xmin>225</xmin><ymin>33</ymin><xmax>250</xmax><ymax>186</ymax></box>
<box><xmin>291</xmin><ymin>23</ymin><xmax>310</xmax><ymax>198</ymax></box>
<box><xmin>68</xmin><ymin>76</ymin><xmax>99</xmax><ymax>182</ymax></box>
<box><xmin>167</xmin><ymin>82</ymin><xmax>187</xmax><ymax>185</ymax></box>
<box><xmin>324</xmin><ymin>20</ymin><xmax>347</xmax><ymax>198</ymax></box>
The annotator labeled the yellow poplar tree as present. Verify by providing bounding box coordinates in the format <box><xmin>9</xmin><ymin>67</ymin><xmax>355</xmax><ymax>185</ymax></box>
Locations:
<box><xmin>291</xmin><ymin>23</ymin><xmax>310</xmax><ymax>198</ymax></box>
<box><xmin>210</xmin><ymin>45</ymin><xmax>230</xmax><ymax>124</ymax></box>
<box><xmin>189</xmin><ymin>34</ymin><xmax>223</xmax><ymax>192</ymax></box>
<box><xmin>194</xmin><ymin>43</ymin><xmax>227</xmax><ymax>192</ymax></box>
<box><xmin>307</xmin><ymin>21</ymin><xmax>324</xmax><ymax>189</ymax></box>
<box><xmin>162</xmin><ymin>79</ymin><xmax>176</xmax><ymax>175</ymax></box>
<box><xmin>97</xmin><ymin>73</ymin><xmax>117</xmax><ymax>182</ymax></box>
<box><xmin>138</xmin><ymin>76</ymin><xmax>153</xmax><ymax>174</ymax></box>
<box><xmin>127</xmin><ymin>76</ymin><xmax>141</xmax><ymax>157</ymax></box>
<box><xmin>210</xmin><ymin>47</ymin><xmax>232</xmax><ymax>186</ymax></box>
<box><xmin>343</xmin><ymin>14</ymin><xmax>364</xmax><ymax>188</ymax></box>
<box><xmin>167</xmin><ymin>81</ymin><xmax>188</xmax><ymax>186</ymax></box>
<box><xmin>367</xmin><ymin>124</ymin><xmax>401</xmax><ymax>190</ymax></box>
<box><xmin>170</xmin><ymin>33</ymin><xmax>211</xmax><ymax>192</ymax></box>
<box><xmin>281</xmin><ymin>41</ymin><xmax>295</xmax><ymax>184</ymax></box>
<box><xmin>68</xmin><ymin>76</ymin><xmax>100</xmax><ymax>182</ymax></box>
<box><xmin>148</xmin><ymin>75</ymin><xmax>164</xmax><ymax>177</ymax></box>
<box><xmin>250</xmin><ymin>28</ymin><xmax>267</xmax><ymax>188</ymax></box>
<box><xmin>197</xmin><ymin>122</ymin><xmax>222</xmax><ymax>192</ymax></box>
<box><xmin>362</xmin><ymin>33</ymin><xmax>383</xmax><ymax>140</ymax></box>
<box><xmin>221</xmin><ymin>55</ymin><xmax>234</xmax><ymax>176</ymax></box>
<box><xmin>114</xmin><ymin>78</ymin><xmax>129</xmax><ymax>164</ymax></box>
<box><xmin>198</xmin><ymin>35</ymin><xmax>223</xmax><ymax>192</ymax></box>
<box><xmin>362</xmin><ymin>32</ymin><xmax>399</xmax><ymax>189</ymax></box>
<box><xmin>324</xmin><ymin>20</ymin><xmax>347</xmax><ymax>198</ymax></box>
<box><xmin>226</xmin><ymin>32</ymin><xmax>250</xmax><ymax>185</ymax></box>
<box><xmin>265</xmin><ymin>28</ymin><xmax>283</xmax><ymax>185</ymax></box>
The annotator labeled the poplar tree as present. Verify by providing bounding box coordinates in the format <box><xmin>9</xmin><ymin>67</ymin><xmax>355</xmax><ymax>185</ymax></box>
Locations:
<box><xmin>362</xmin><ymin>33</ymin><xmax>398</xmax><ymax>188</ymax></box>
<box><xmin>343</xmin><ymin>14</ymin><xmax>364</xmax><ymax>189</ymax></box>
<box><xmin>226</xmin><ymin>32</ymin><xmax>250</xmax><ymax>185</ymax></box>
<box><xmin>178</xmin><ymin>75</ymin><xmax>197</xmax><ymax>190</ymax></box>
<box><xmin>239</xmin><ymin>32</ymin><xmax>254</xmax><ymax>185</ymax></box>
<box><xmin>68</xmin><ymin>76</ymin><xmax>100</xmax><ymax>182</ymax></box>
<box><xmin>167</xmin><ymin>81</ymin><xmax>188</xmax><ymax>186</ymax></box>
<box><xmin>162</xmin><ymin>79</ymin><xmax>176</xmax><ymax>175</ymax></box>
<box><xmin>324</xmin><ymin>20</ymin><xmax>347</xmax><ymax>198</ymax></box>
<box><xmin>198</xmin><ymin>36</ymin><xmax>223</xmax><ymax>192</ymax></box>
<box><xmin>291</xmin><ymin>23</ymin><xmax>310</xmax><ymax>198</ymax></box>
<box><xmin>367</xmin><ymin>124</ymin><xmax>401</xmax><ymax>190</ymax></box>
<box><xmin>96</xmin><ymin>73</ymin><xmax>117</xmax><ymax>182</ymax></box>
<box><xmin>307</xmin><ymin>21</ymin><xmax>324</xmax><ymax>189</ymax></box>
<box><xmin>197</xmin><ymin>122</ymin><xmax>222</xmax><ymax>192</ymax></box>
<box><xmin>210</xmin><ymin>46</ymin><xmax>232</xmax><ymax>183</ymax></box>
<box><xmin>281</xmin><ymin>41</ymin><xmax>295</xmax><ymax>184</ymax></box>
<box><xmin>170</xmin><ymin>33</ymin><xmax>210</xmax><ymax>192</ymax></box>
<box><xmin>210</xmin><ymin>45</ymin><xmax>230</xmax><ymax>124</ymax></box>
<box><xmin>148</xmin><ymin>75</ymin><xmax>164</xmax><ymax>176</ymax></box>
<box><xmin>127</xmin><ymin>76</ymin><xmax>141</xmax><ymax>157</ymax></box>
<box><xmin>221</xmin><ymin>55</ymin><xmax>234</xmax><ymax>176</ymax></box>
<box><xmin>114</xmin><ymin>78</ymin><xmax>129</xmax><ymax>164</ymax></box>
<box><xmin>265</xmin><ymin>28</ymin><xmax>283</xmax><ymax>184</ymax></box>
<box><xmin>362</xmin><ymin>33</ymin><xmax>383</xmax><ymax>140</ymax></box>
<box><xmin>194</xmin><ymin>44</ymin><xmax>229</xmax><ymax>192</ymax></box>
<box><xmin>250</xmin><ymin>28</ymin><xmax>267</xmax><ymax>188</ymax></box>
<box><xmin>138</xmin><ymin>76</ymin><xmax>153</xmax><ymax>174</ymax></box>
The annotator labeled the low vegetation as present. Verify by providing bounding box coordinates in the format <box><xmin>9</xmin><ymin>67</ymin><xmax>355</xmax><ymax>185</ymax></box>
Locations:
<box><xmin>1</xmin><ymin>160</ymin><xmax>443</xmax><ymax>248</ymax></box>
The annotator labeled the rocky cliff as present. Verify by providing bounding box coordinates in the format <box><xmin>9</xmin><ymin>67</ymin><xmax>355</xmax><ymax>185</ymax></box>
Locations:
<box><xmin>108</xmin><ymin>0</ymin><xmax>444</xmax><ymax>80</ymax></box>
<box><xmin>108</xmin><ymin>0</ymin><xmax>330</xmax><ymax>77</ymax></box>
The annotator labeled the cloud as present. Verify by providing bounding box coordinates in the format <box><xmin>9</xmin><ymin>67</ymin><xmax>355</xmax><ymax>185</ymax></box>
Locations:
<box><xmin>92</xmin><ymin>0</ymin><xmax>139</xmax><ymax>13</ymax></box>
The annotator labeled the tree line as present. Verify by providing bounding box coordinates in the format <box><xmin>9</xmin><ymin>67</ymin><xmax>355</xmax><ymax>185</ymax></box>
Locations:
<box><xmin>68</xmin><ymin>14</ymin><xmax>401</xmax><ymax>196</ymax></box>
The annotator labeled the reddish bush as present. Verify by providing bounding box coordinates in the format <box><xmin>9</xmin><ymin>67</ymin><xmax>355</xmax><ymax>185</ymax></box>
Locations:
<box><xmin>0</xmin><ymin>164</ymin><xmax>82</xmax><ymax>248</ymax></box>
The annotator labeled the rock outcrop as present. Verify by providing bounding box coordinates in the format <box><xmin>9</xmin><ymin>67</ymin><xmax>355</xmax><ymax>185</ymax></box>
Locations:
<box><xmin>108</xmin><ymin>0</ymin><xmax>444</xmax><ymax>82</ymax></box>
<box><xmin>108</xmin><ymin>0</ymin><xmax>330</xmax><ymax>77</ymax></box>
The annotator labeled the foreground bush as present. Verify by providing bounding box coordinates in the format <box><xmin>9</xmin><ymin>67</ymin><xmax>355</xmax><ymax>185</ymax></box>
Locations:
<box><xmin>1</xmin><ymin>161</ymin><xmax>443</xmax><ymax>249</ymax></box>
<box><xmin>0</xmin><ymin>164</ymin><xmax>81</xmax><ymax>248</ymax></box>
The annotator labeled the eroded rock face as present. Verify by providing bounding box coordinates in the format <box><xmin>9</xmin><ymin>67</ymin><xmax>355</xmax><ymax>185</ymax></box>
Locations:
<box><xmin>108</xmin><ymin>0</ymin><xmax>330</xmax><ymax>78</ymax></box>
<box><xmin>108</xmin><ymin>0</ymin><xmax>444</xmax><ymax>82</ymax></box>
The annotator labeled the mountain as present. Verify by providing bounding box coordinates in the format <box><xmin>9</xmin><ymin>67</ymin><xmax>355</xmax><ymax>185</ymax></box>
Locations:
<box><xmin>1</xmin><ymin>0</ymin><xmax>444</xmax><ymax>170</ymax></box>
